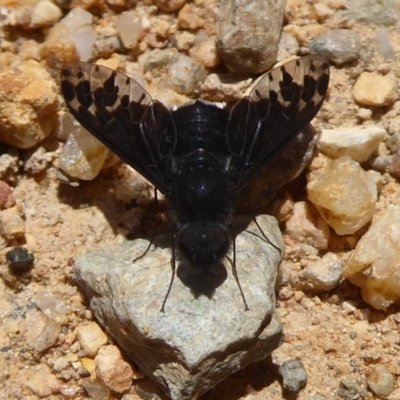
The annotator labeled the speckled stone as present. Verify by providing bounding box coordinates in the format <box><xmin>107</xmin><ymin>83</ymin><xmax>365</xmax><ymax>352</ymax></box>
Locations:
<box><xmin>216</xmin><ymin>0</ymin><xmax>286</xmax><ymax>73</ymax></box>
<box><xmin>75</xmin><ymin>215</ymin><xmax>284</xmax><ymax>400</ymax></box>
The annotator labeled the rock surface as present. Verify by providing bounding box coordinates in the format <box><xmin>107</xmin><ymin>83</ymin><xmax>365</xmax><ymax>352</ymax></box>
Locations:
<box><xmin>308</xmin><ymin>156</ymin><xmax>377</xmax><ymax>235</ymax></box>
<box><xmin>75</xmin><ymin>215</ymin><xmax>284</xmax><ymax>400</ymax></box>
<box><xmin>216</xmin><ymin>0</ymin><xmax>286</xmax><ymax>73</ymax></box>
<box><xmin>343</xmin><ymin>204</ymin><xmax>400</xmax><ymax>310</ymax></box>
<box><xmin>319</xmin><ymin>126</ymin><xmax>386</xmax><ymax>163</ymax></box>
<box><xmin>58</xmin><ymin>125</ymin><xmax>110</xmax><ymax>180</ymax></box>
<box><xmin>352</xmin><ymin>72</ymin><xmax>397</xmax><ymax>107</ymax></box>
<box><xmin>309</xmin><ymin>29</ymin><xmax>362</xmax><ymax>65</ymax></box>
<box><xmin>0</xmin><ymin>61</ymin><xmax>58</xmax><ymax>149</ymax></box>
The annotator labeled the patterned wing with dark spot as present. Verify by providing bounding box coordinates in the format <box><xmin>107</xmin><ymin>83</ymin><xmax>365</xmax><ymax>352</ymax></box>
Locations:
<box><xmin>226</xmin><ymin>55</ymin><xmax>330</xmax><ymax>191</ymax></box>
<box><xmin>60</xmin><ymin>62</ymin><xmax>176</xmax><ymax>194</ymax></box>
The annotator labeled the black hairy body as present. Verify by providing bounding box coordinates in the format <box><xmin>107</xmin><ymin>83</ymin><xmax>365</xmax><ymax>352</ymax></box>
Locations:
<box><xmin>60</xmin><ymin>55</ymin><xmax>330</xmax><ymax>309</ymax></box>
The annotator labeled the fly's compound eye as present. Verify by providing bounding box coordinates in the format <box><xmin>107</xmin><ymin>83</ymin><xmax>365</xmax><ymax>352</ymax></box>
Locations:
<box><xmin>178</xmin><ymin>223</ymin><xmax>230</xmax><ymax>268</ymax></box>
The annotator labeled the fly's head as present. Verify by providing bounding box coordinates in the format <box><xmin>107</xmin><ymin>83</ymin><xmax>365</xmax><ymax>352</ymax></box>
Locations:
<box><xmin>177</xmin><ymin>222</ymin><xmax>230</xmax><ymax>269</ymax></box>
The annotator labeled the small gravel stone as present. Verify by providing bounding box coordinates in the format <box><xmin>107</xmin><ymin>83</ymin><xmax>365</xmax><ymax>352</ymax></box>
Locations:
<box><xmin>376</xmin><ymin>28</ymin><xmax>396</xmax><ymax>61</ymax></box>
<box><xmin>277</xmin><ymin>32</ymin><xmax>300</xmax><ymax>62</ymax></box>
<box><xmin>59</xmin><ymin>126</ymin><xmax>110</xmax><ymax>181</ymax></box>
<box><xmin>34</xmin><ymin>290</ymin><xmax>68</xmax><ymax>319</ymax></box>
<box><xmin>0</xmin><ymin>207</ymin><xmax>25</xmax><ymax>241</ymax></box>
<box><xmin>178</xmin><ymin>3</ymin><xmax>204</xmax><ymax>30</ymax></box>
<box><xmin>0</xmin><ymin>61</ymin><xmax>58</xmax><ymax>149</ymax></box>
<box><xmin>167</xmin><ymin>54</ymin><xmax>207</xmax><ymax>95</ymax></box>
<box><xmin>201</xmin><ymin>73</ymin><xmax>252</xmax><ymax>102</ymax></box>
<box><xmin>82</xmin><ymin>378</ymin><xmax>110</xmax><ymax>400</ymax></box>
<box><xmin>116</xmin><ymin>11</ymin><xmax>143</xmax><ymax>49</ymax></box>
<box><xmin>338</xmin><ymin>378</ymin><xmax>368</xmax><ymax>399</ymax></box>
<box><xmin>25</xmin><ymin>365</ymin><xmax>60</xmax><ymax>397</ymax></box>
<box><xmin>370</xmin><ymin>155</ymin><xmax>390</xmax><ymax>171</ymax></box>
<box><xmin>0</xmin><ymin>151</ymin><xmax>19</xmax><ymax>181</ymax></box>
<box><xmin>216</xmin><ymin>0</ymin><xmax>286</xmax><ymax>73</ymax></box>
<box><xmin>388</xmin><ymin>151</ymin><xmax>400</xmax><ymax>178</ymax></box>
<box><xmin>35</xmin><ymin>318</ymin><xmax>62</xmax><ymax>352</ymax></box>
<box><xmin>285</xmin><ymin>201</ymin><xmax>330</xmax><ymax>250</ymax></box>
<box><xmin>30</xmin><ymin>0</ymin><xmax>62</xmax><ymax>28</ymax></box>
<box><xmin>81</xmin><ymin>356</ymin><xmax>96</xmax><ymax>374</ymax></box>
<box><xmin>92</xmin><ymin>37</ymin><xmax>123</xmax><ymax>59</ymax></box>
<box><xmin>0</xmin><ymin>181</ymin><xmax>13</xmax><ymax>209</ymax></box>
<box><xmin>95</xmin><ymin>345</ymin><xmax>134</xmax><ymax>393</ymax></box>
<box><xmin>294</xmin><ymin>252</ymin><xmax>343</xmax><ymax>292</ymax></box>
<box><xmin>56</xmin><ymin>111</ymin><xmax>81</xmax><ymax>141</ymax></box>
<box><xmin>279</xmin><ymin>359</ymin><xmax>308</xmax><ymax>392</ymax></box>
<box><xmin>343</xmin><ymin>204</ymin><xmax>400</xmax><ymax>310</ymax></box>
<box><xmin>367</xmin><ymin>365</ymin><xmax>395</xmax><ymax>397</ymax></box>
<box><xmin>41</xmin><ymin>7</ymin><xmax>95</xmax><ymax>65</ymax></box>
<box><xmin>353</xmin><ymin>72</ymin><xmax>397</xmax><ymax>107</ymax></box>
<box><xmin>175</xmin><ymin>31</ymin><xmax>195</xmax><ymax>51</ymax></box>
<box><xmin>24</xmin><ymin>146</ymin><xmax>58</xmax><ymax>175</ymax></box>
<box><xmin>155</xmin><ymin>0</ymin><xmax>186</xmax><ymax>12</ymax></box>
<box><xmin>190</xmin><ymin>39</ymin><xmax>221</xmax><ymax>68</ymax></box>
<box><xmin>6</xmin><ymin>247</ymin><xmax>35</xmax><ymax>273</ymax></box>
<box><xmin>319</xmin><ymin>126</ymin><xmax>386</xmax><ymax>163</ymax></box>
<box><xmin>308</xmin><ymin>156</ymin><xmax>377</xmax><ymax>235</ymax></box>
<box><xmin>357</xmin><ymin>108</ymin><xmax>372</xmax><ymax>121</ymax></box>
<box><xmin>139</xmin><ymin>48</ymin><xmax>178</xmax><ymax>78</ymax></box>
<box><xmin>310</xmin><ymin>29</ymin><xmax>362</xmax><ymax>65</ymax></box>
<box><xmin>77</xmin><ymin>322</ymin><xmax>108</xmax><ymax>356</ymax></box>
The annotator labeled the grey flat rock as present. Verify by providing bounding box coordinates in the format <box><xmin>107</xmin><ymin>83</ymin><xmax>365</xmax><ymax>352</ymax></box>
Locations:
<box><xmin>75</xmin><ymin>215</ymin><xmax>284</xmax><ymax>400</ymax></box>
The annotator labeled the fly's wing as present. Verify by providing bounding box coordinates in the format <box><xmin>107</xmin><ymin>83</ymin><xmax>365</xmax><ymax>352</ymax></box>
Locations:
<box><xmin>60</xmin><ymin>62</ymin><xmax>176</xmax><ymax>194</ymax></box>
<box><xmin>226</xmin><ymin>55</ymin><xmax>330</xmax><ymax>191</ymax></box>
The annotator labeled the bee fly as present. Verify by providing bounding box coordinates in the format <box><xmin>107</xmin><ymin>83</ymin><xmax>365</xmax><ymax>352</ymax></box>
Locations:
<box><xmin>60</xmin><ymin>55</ymin><xmax>330</xmax><ymax>311</ymax></box>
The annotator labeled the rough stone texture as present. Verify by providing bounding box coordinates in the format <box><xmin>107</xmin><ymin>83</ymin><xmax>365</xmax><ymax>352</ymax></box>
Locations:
<box><xmin>76</xmin><ymin>322</ymin><xmax>108</xmax><ymax>356</ymax></box>
<box><xmin>155</xmin><ymin>0</ymin><xmax>186</xmax><ymax>12</ymax></box>
<box><xmin>352</xmin><ymin>72</ymin><xmax>398</xmax><ymax>107</ymax></box>
<box><xmin>279</xmin><ymin>359</ymin><xmax>308</xmax><ymax>392</ymax></box>
<box><xmin>167</xmin><ymin>54</ymin><xmax>207</xmax><ymax>96</ymax></box>
<box><xmin>319</xmin><ymin>125</ymin><xmax>386</xmax><ymax>163</ymax></box>
<box><xmin>116</xmin><ymin>11</ymin><xmax>143</xmax><ymax>49</ymax></box>
<box><xmin>95</xmin><ymin>345</ymin><xmax>134</xmax><ymax>393</ymax></box>
<box><xmin>216</xmin><ymin>0</ymin><xmax>287</xmax><ymax>73</ymax></box>
<box><xmin>376</xmin><ymin>28</ymin><xmax>396</xmax><ymax>61</ymax></box>
<box><xmin>59</xmin><ymin>126</ymin><xmax>110</xmax><ymax>181</ymax></box>
<box><xmin>309</xmin><ymin>29</ymin><xmax>362</xmax><ymax>66</ymax></box>
<box><xmin>343</xmin><ymin>205</ymin><xmax>400</xmax><ymax>310</ymax></box>
<box><xmin>200</xmin><ymin>73</ymin><xmax>252</xmax><ymax>102</ymax></box>
<box><xmin>190</xmin><ymin>39</ymin><xmax>222</xmax><ymax>69</ymax></box>
<box><xmin>367</xmin><ymin>365</ymin><xmax>395</xmax><ymax>398</ymax></box>
<box><xmin>25</xmin><ymin>365</ymin><xmax>60</xmax><ymax>397</ymax></box>
<box><xmin>0</xmin><ymin>61</ymin><xmax>58</xmax><ymax>149</ymax></box>
<box><xmin>30</xmin><ymin>0</ymin><xmax>62</xmax><ymax>28</ymax></box>
<box><xmin>277</xmin><ymin>32</ymin><xmax>299</xmax><ymax>62</ymax></box>
<box><xmin>285</xmin><ymin>201</ymin><xmax>330</xmax><ymax>250</ymax></box>
<box><xmin>40</xmin><ymin>7</ymin><xmax>93</xmax><ymax>68</ymax></box>
<box><xmin>0</xmin><ymin>206</ymin><xmax>25</xmax><ymax>242</ymax></box>
<box><xmin>292</xmin><ymin>252</ymin><xmax>344</xmax><ymax>293</ymax></box>
<box><xmin>336</xmin><ymin>0</ymin><xmax>400</xmax><ymax>27</ymax></box>
<box><xmin>74</xmin><ymin>215</ymin><xmax>284</xmax><ymax>400</ymax></box>
<box><xmin>0</xmin><ymin>181</ymin><xmax>13</xmax><ymax>210</ymax></box>
<box><xmin>307</xmin><ymin>156</ymin><xmax>377</xmax><ymax>235</ymax></box>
